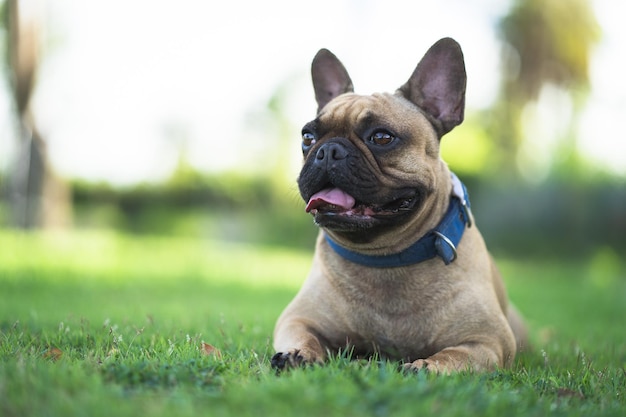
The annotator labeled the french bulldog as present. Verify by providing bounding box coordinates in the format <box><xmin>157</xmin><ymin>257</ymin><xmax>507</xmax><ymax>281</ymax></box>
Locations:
<box><xmin>272</xmin><ymin>38</ymin><xmax>527</xmax><ymax>373</ymax></box>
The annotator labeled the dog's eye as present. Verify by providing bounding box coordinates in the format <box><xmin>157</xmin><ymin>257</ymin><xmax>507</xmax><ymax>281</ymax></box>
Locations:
<box><xmin>369</xmin><ymin>130</ymin><xmax>395</xmax><ymax>146</ymax></box>
<box><xmin>302</xmin><ymin>132</ymin><xmax>317</xmax><ymax>147</ymax></box>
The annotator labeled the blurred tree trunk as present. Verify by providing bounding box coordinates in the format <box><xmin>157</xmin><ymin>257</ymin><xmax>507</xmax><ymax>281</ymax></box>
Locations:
<box><xmin>5</xmin><ymin>0</ymin><xmax>70</xmax><ymax>228</ymax></box>
<box><xmin>492</xmin><ymin>0</ymin><xmax>600</xmax><ymax>178</ymax></box>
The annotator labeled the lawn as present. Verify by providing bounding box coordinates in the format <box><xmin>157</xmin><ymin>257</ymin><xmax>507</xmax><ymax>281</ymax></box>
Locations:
<box><xmin>1</xmin><ymin>230</ymin><xmax>625</xmax><ymax>416</ymax></box>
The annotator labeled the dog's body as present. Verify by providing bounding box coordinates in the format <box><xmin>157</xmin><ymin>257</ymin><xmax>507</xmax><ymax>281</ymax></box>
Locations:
<box><xmin>272</xmin><ymin>38</ymin><xmax>527</xmax><ymax>373</ymax></box>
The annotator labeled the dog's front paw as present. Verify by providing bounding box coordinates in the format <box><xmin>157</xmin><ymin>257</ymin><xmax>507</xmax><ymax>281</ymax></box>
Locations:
<box><xmin>403</xmin><ymin>358</ymin><xmax>440</xmax><ymax>374</ymax></box>
<box><xmin>271</xmin><ymin>349</ymin><xmax>321</xmax><ymax>370</ymax></box>
<box><xmin>402</xmin><ymin>359</ymin><xmax>433</xmax><ymax>372</ymax></box>
<box><xmin>271</xmin><ymin>350</ymin><xmax>306</xmax><ymax>370</ymax></box>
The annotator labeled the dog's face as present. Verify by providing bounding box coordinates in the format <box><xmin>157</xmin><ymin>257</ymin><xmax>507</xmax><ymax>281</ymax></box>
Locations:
<box><xmin>297</xmin><ymin>38</ymin><xmax>467</xmax><ymax>241</ymax></box>
<box><xmin>298</xmin><ymin>93</ymin><xmax>439</xmax><ymax>234</ymax></box>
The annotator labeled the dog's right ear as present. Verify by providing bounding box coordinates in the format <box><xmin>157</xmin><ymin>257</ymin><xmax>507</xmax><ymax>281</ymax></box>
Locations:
<box><xmin>311</xmin><ymin>49</ymin><xmax>354</xmax><ymax>113</ymax></box>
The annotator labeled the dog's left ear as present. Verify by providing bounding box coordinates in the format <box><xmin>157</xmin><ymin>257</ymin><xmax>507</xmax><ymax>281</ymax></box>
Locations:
<box><xmin>398</xmin><ymin>38</ymin><xmax>467</xmax><ymax>137</ymax></box>
<box><xmin>311</xmin><ymin>49</ymin><xmax>354</xmax><ymax>113</ymax></box>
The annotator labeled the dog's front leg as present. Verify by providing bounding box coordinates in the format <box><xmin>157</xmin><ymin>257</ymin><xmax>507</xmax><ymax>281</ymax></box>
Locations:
<box><xmin>272</xmin><ymin>318</ymin><xmax>327</xmax><ymax>370</ymax></box>
<box><xmin>403</xmin><ymin>341</ymin><xmax>511</xmax><ymax>374</ymax></box>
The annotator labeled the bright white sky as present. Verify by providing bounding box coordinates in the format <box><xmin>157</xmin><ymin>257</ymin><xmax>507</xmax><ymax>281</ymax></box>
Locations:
<box><xmin>0</xmin><ymin>0</ymin><xmax>624</xmax><ymax>184</ymax></box>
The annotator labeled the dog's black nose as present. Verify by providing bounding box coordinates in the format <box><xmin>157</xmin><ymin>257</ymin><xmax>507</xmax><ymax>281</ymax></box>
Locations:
<box><xmin>315</xmin><ymin>142</ymin><xmax>348</xmax><ymax>164</ymax></box>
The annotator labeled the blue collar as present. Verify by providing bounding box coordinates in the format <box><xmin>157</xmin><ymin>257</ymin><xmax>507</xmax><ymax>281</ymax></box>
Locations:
<box><xmin>324</xmin><ymin>173</ymin><xmax>473</xmax><ymax>268</ymax></box>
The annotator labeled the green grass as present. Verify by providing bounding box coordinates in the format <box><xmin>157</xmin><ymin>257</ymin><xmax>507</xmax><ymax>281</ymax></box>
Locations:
<box><xmin>1</xmin><ymin>230</ymin><xmax>625</xmax><ymax>417</ymax></box>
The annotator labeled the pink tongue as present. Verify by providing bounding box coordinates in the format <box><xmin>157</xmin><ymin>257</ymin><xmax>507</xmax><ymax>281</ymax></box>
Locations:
<box><xmin>305</xmin><ymin>188</ymin><xmax>356</xmax><ymax>213</ymax></box>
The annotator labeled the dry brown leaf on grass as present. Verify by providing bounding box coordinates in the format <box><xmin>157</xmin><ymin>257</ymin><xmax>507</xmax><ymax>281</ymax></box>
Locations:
<box><xmin>43</xmin><ymin>347</ymin><xmax>63</xmax><ymax>361</ymax></box>
<box><xmin>201</xmin><ymin>342</ymin><xmax>222</xmax><ymax>359</ymax></box>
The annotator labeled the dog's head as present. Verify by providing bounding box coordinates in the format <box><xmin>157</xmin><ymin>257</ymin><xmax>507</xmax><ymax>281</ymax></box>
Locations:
<box><xmin>298</xmin><ymin>38</ymin><xmax>467</xmax><ymax>243</ymax></box>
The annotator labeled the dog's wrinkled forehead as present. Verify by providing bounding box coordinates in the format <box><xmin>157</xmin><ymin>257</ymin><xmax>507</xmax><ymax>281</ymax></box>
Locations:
<box><xmin>319</xmin><ymin>93</ymin><xmax>374</xmax><ymax>120</ymax></box>
<box><xmin>315</xmin><ymin>92</ymin><xmax>437</xmax><ymax>148</ymax></box>
<box><xmin>319</xmin><ymin>93</ymin><xmax>396</xmax><ymax>123</ymax></box>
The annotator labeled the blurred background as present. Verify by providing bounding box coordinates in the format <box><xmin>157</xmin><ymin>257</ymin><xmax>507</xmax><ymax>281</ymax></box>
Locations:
<box><xmin>0</xmin><ymin>0</ymin><xmax>624</xmax><ymax>259</ymax></box>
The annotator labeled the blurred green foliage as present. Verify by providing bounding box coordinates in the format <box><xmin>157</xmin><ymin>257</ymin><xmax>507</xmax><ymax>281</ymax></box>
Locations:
<box><xmin>67</xmin><ymin>169</ymin><xmax>318</xmax><ymax>250</ymax></box>
<box><xmin>487</xmin><ymin>0</ymin><xmax>601</xmax><ymax>177</ymax></box>
<box><xmin>3</xmin><ymin>164</ymin><xmax>612</xmax><ymax>259</ymax></box>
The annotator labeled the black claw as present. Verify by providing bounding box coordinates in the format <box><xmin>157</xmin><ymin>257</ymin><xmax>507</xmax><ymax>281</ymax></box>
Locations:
<box><xmin>271</xmin><ymin>352</ymin><xmax>288</xmax><ymax>370</ymax></box>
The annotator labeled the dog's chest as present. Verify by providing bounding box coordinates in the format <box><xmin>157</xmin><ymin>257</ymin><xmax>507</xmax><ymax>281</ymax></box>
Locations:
<box><xmin>347</xmin><ymin>307</ymin><xmax>436</xmax><ymax>360</ymax></box>
<box><xmin>330</xmin><ymin>271</ymin><xmax>446</xmax><ymax>357</ymax></box>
